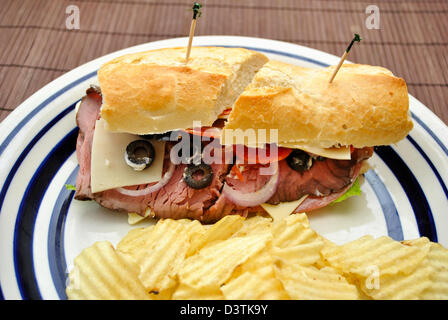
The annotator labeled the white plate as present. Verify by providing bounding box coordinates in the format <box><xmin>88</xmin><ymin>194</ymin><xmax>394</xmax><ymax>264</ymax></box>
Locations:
<box><xmin>0</xmin><ymin>36</ymin><xmax>447</xmax><ymax>300</ymax></box>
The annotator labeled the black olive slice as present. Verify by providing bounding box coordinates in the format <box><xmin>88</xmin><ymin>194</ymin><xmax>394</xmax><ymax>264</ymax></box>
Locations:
<box><xmin>125</xmin><ymin>140</ymin><xmax>155</xmax><ymax>171</ymax></box>
<box><xmin>183</xmin><ymin>163</ymin><xmax>214</xmax><ymax>189</ymax></box>
<box><xmin>286</xmin><ymin>149</ymin><xmax>313</xmax><ymax>173</ymax></box>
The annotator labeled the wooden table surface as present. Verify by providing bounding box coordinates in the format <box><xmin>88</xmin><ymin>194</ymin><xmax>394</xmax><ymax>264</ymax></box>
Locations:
<box><xmin>1</xmin><ymin>0</ymin><xmax>447</xmax><ymax>124</ymax></box>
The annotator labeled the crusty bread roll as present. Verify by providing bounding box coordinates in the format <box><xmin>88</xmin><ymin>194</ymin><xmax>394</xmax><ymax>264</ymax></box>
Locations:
<box><xmin>98</xmin><ymin>47</ymin><xmax>268</xmax><ymax>134</ymax></box>
<box><xmin>222</xmin><ymin>60</ymin><xmax>413</xmax><ymax>148</ymax></box>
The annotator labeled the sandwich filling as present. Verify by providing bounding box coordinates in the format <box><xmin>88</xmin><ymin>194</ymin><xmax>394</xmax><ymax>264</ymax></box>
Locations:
<box><xmin>74</xmin><ymin>87</ymin><xmax>372</xmax><ymax>223</ymax></box>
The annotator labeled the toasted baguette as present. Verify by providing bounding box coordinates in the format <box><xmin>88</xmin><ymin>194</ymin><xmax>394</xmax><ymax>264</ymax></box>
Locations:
<box><xmin>98</xmin><ymin>47</ymin><xmax>268</xmax><ymax>134</ymax></box>
<box><xmin>222</xmin><ymin>61</ymin><xmax>413</xmax><ymax>148</ymax></box>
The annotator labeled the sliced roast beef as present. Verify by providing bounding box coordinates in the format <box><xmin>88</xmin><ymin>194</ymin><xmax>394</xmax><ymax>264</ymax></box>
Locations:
<box><xmin>294</xmin><ymin>161</ymin><xmax>363</xmax><ymax>212</ymax></box>
<box><xmin>145</xmin><ymin>162</ymin><xmax>231</xmax><ymax>220</ymax></box>
<box><xmin>91</xmin><ymin>150</ymin><xmax>172</xmax><ymax>215</ymax></box>
<box><xmin>216</xmin><ymin>147</ymin><xmax>372</xmax><ymax>208</ymax></box>
<box><xmin>224</xmin><ymin>164</ymin><xmax>274</xmax><ymax>193</ymax></box>
<box><xmin>92</xmin><ymin>162</ymin><xmax>230</xmax><ymax>220</ymax></box>
<box><xmin>202</xmin><ymin>194</ymin><xmax>249</xmax><ymax>223</ymax></box>
<box><xmin>93</xmin><ymin>187</ymin><xmax>148</xmax><ymax>214</ymax></box>
<box><xmin>91</xmin><ymin>161</ymin><xmax>230</xmax><ymax>219</ymax></box>
<box><xmin>74</xmin><ymin>87</ymin><xmax>102</xmax><ymax>200</ymax></box>
<box><xmin>267</xmin><ymin>147</ymin><xmax>373</xmax><ymax>204</ymax></box>
<box><xmin>82</xmin><ymin>139</ymin><xmax>230</xmax><ymax>219</ymax></box>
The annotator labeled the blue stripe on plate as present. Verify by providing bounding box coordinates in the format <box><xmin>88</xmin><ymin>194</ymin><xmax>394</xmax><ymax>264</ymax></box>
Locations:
<box><xmin>47</xmin><ymin>165</ymin><xmax>78</xmax><ymax>300</ymax></box>
<box><xmin>407</xmin><ymin>135</ymin><xmax>448</xmax><ymax>200</ymax></box>
<box><xmin>0</xmin><ymin>104</ymin><xmax>76</xmax><ymax>299</ymax></box>
<box><xmin>411</xmin><ymin>112</ymin><xmax>448</xmax><ymax>157</ymax></box>
<box><xmin>375</xmin><ymin>146</ymin><xmax>437</xmax><ymax>241</ymax></box>
<box><xmin>364</xmin><ymin>170</ymin><xmax>404</xmax><ymax>241</ymax></box>
<box><xmin>0</xmin><ymin>104</ymin><xmax>75</xmax><ymax>215</ymax></box>
<box><xmin>14</xmin><ymin>128</ymin><xmax>78</xmax><ymax>299</ymax></box>
<box><xmin>0</xmin><ymin>71</ymin><xmax>96</xmax><ymax>158</ymax></box>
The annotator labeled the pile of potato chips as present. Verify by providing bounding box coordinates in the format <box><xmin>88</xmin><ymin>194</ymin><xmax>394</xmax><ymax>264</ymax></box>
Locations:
<box><xmin>66</xmin><ymin>214</ymin><xmax>448</xmax><ymax>300</ymax></box>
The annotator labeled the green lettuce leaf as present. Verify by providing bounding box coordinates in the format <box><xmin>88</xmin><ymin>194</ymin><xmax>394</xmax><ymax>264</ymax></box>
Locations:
<box><xmin>65</xmin><ymin>184</ymin><xmax>76</xmax><ymax>191</ymax></box>
<box><xmin>331</xmin><ymin>178</ymin><xmax>361</xmax><ymax>204</ymax></box>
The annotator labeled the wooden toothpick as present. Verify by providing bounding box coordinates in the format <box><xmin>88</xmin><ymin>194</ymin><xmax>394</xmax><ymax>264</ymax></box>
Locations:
<box><xmin>329</xmin><ymin>34</ymin><xmax>362</xmax><ymax>83</ymax></box>
<box><xmin>185</xmin><ymin>2</ymin><xmax>202</xmax><ymax>64</ymax></box>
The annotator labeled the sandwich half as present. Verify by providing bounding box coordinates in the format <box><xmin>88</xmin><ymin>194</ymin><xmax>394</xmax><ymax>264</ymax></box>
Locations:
<box><xmin>98</xmin><ymin>46</ymin><xmax>269</xmax><ymax>134</ymax></box>
<box><xmin>219</xmin><ymin>60</ymin><xmax>412</xmax><ymax>217</ymax></box>
<box><xmin>74</xmin><ymin>49</ymin><xmax>412</xmax><ymax>222</ymax></box>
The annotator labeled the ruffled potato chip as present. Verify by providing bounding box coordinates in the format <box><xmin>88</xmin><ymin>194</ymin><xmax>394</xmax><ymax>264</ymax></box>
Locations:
<box><xmin>275</xmin><ymin>263</ymin><xmax>360</xmax><ymax>300</ymax></box>
<box><xmin>322</xmin><ymin>235</ymin><xmax>428</xmax><ymax>278</ymax></box>
<box><xmin>179</xmin><ymin>234</ymin><xmax>270</xmax><ymax>289</ymax></box>
<box><xmin>67</xmin><ymin>215</ymin><xmax>447</xmax><ymax>301</ymax></box>
<box><xmin>66</xmin><ymin>241</ymin><xmax>150</xmax><ymax>300</ymax></box>
<box><xmin>187</xmin><ymin>215</ymin><xmax>244</xmax><ymax>256</ymax></box>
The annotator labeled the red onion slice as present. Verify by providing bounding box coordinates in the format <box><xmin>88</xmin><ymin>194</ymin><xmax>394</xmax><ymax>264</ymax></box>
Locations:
<box><xmin>116</xmin><ymin>161</ymin><xmax>175</xmax><ymax>197</ymax></box>
<box><xmin>222</xmin><ymin>161</ymin><xmax>280</xmax><ymax>207</ymax></box>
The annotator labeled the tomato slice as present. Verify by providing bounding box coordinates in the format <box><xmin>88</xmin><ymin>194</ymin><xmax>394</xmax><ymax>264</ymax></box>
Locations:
<box><xmin>231</xmin><ymin>164</ymin><xmax>245</xmax><ymax>182</ymax></box>
<box><xmin>220</xmin><ymin>108</ymin><xmax>232</xmax><ymax>116</ymax></box>
<box><xmin>235</xmin><ymin>144</ymin><xmax>292</xmax><ymax>164</ymax></box>
<box><xmin>185</xmin><ymin>127</ymin><xmax>222</xmax><ymax>139</ymax></box>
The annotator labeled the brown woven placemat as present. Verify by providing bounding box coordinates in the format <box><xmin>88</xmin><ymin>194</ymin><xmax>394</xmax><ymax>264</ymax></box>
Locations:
<box><xmin>1</xmin><ymin>0</ymin><xmax>447</xmax><ymax>124</ymax></box>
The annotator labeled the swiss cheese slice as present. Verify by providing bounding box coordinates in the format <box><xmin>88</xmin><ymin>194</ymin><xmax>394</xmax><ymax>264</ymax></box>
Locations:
<box><xmin>127</xmin><ymin>208</ymin><xmax>152</xmax><ymax>225</ymax></box>
<box><xmin>91</xmin><ymin>118</ymin><xmax>165</xmax><ymax>193</ymax></box>
<box><xmin>128</xmin><ymin>213</ymin><xmax>146</xmax><ymax>225</ymax></box>
<box><xmin>278</xmin><ymin>143</ymin><xmax>351</xmax><ymax>160</ymax></box>
<box><xmin>219</xmin><ymin>131</ymin><xmax>351</xmax><ymax>160</ymax></box>
<box><xmin>261</xmin><ymin>195</ymin><xmax>308</xmax><ymax>221</ymax></box>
